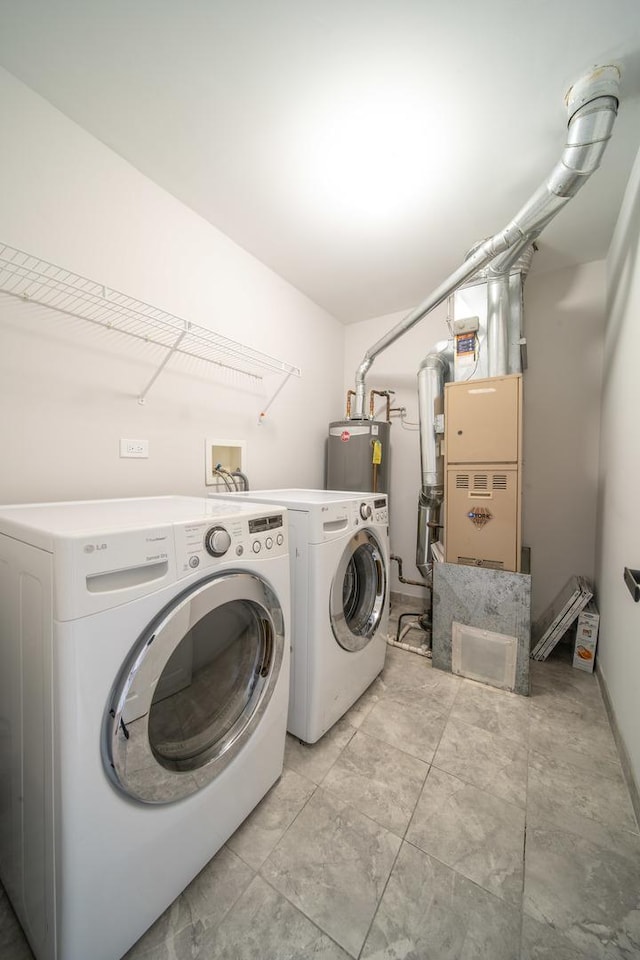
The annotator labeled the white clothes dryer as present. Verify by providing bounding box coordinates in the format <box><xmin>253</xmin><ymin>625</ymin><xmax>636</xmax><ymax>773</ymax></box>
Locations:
<box><xmin>209</xmin><ymin>489</ymin><xmax>389</xmax><ymax>743</ymax></box>
<box><xmin>0</xmin><ymin>496</ymin><xmax>290</xmax><ymax>960</ymax></box>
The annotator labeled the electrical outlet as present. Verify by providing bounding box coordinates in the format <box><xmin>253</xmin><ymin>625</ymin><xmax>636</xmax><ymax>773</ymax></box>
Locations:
<box><xmin>120</xmin><ymin>438</ymin><xmax>149</xmax><ymax>459</ymax></box>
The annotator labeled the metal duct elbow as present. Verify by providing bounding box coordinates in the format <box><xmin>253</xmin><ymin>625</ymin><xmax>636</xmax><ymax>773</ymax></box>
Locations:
<box><xmin>563</xmin><ymin>64</ymin><xmax>621</xmax><ymax>170</ymax></box>
<box><xmin>508</xmin><ymin>65</ymin><xmax>620</xmax><ymax>237</ymax></box>
<box><xmin>353</xmin><ymin>358</ymin><xmax>373</xmax><ymax>419</ymax></box>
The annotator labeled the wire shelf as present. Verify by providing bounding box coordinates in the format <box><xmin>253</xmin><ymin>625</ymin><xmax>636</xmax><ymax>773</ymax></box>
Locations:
<box><xmin>0</xmin><ymin>243</ymin><xmax>301</xmax><ymax>404</ymax></box>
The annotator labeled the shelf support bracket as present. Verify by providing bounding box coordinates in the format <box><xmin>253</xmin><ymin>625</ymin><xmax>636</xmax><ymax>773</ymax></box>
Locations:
<box><xmin>138</xmin><ymin>328</ymin><xmax>188</xmax><ymax>404</ymax></box>
<box><xmin>258</xmin><ymin>371</ymin><xmax>294</xmax><ymax>425</ymax></box>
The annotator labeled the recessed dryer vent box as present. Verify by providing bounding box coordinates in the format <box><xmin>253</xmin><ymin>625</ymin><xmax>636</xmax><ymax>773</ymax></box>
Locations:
<box><xmin>451</xmin><ymin>620</ymin><xmax>518</xmax><ymax>691</ymax></box>
<box><xmin>204</xmin><ymin>438</ymin><xmax>246</xmax><ymax>488</ymax></box>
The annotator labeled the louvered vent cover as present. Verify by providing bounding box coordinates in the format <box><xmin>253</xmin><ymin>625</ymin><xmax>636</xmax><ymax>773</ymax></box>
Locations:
<box><xmin>473</xmin><ymin>474</ymin><xmax>488</xmax><ymax>489</ymax></box>
<box><xmin>452</xmin><ymin>621</ymin><xmax>517</xmax><ymax>690</ymax></box>
<box><xmin>493</xmin><ymin>475</ymin><xmax>508</xmax><ymax>490</ymax></box>
<box><xmin>456</xmin><ymin>474</ymin><xmax>469</xmax><ymax>489</ymax></box>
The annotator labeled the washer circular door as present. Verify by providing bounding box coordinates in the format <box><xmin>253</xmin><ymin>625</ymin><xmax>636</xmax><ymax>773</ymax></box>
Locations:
<box><xmin>104</xmin><ymin>572</ymin><xmax>285</xmax><ymax>804</ymax></box>
<box><xmin>330</xmin><ymin>529</ymin><xmax>387</xmax><ymax>652</ymax></box>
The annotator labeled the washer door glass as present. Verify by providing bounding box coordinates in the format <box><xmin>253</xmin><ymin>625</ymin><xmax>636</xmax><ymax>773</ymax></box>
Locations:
<box><xmin>104</xmin><ymin>572</ymin><xmax>284</xmax><ymax>804</ymax></box>
<box><xmin>330</xmin><ymin>530</ymin><xmax>387</xmax><ymax>652</ymax></box>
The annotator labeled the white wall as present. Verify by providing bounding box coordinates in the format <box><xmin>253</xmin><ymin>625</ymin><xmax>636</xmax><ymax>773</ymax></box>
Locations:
<box><xmin>523</xmin><ymin>261</ymin><xmax>606</xmax><ymax>618</ymax></box>
<box><xmin>596</xmin><ymin>143</ymin><xmax>640</xmax><ymax>790</ymax></box>
<box><xmin>0</xmin><ymin>68</ymin><xmax>344</xmax><ymax>504</ymax></box>
<box><xmin>346</xmin><ymin>261</ymin><xmax>607</xmax><ymax>616</ymax></box>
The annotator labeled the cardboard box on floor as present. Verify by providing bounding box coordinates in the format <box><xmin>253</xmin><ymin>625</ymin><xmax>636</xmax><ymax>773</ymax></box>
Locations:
<box><xmin>572</xmin><ymin>601</ymin><xmax>600</xmax><ymax>673</ymax></box>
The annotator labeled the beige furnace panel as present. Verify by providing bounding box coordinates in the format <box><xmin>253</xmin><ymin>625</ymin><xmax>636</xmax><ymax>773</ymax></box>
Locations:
<box><xmin>445</xmin><ymin>465</ymin><xmax>521</xmax><ymax>572</ymax></box>
<box><xmin>445</xmin><ymin>374</ymin><xmax>522</xmax><ymax>464</ymax></box>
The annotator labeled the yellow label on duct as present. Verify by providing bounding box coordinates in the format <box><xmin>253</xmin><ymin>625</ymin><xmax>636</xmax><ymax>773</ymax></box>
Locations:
<box><xmin>372</xmin><ymin>440</ymin><xmax>382</xmax><ymax>464</ymax></box>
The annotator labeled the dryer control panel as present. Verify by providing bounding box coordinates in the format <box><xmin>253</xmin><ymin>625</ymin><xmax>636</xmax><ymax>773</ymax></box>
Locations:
<box><xmin>174</xmin><ymin>512</ymin><xmax>288</xmax><ymax>578</ymax></box>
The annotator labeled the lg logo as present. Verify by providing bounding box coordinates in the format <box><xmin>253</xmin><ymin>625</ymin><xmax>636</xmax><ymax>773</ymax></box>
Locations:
<box><xmin>83</xmin><ymin>543</ymin><xmax>108</xmax><ymax>553</ymax></box>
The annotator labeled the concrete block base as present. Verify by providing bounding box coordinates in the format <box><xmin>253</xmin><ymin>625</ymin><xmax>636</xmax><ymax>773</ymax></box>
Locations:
<box><xmin>432</xmin><ymin>562</ymin><xmax>531</xmax><ymax>696</ymax></box>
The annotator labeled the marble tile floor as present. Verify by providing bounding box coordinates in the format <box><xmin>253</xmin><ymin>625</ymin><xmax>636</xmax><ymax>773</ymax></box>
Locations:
<box><xmin>2</xmin><ymin>620</ymin><xmax>639</xmax><ymax>959</ymax></box>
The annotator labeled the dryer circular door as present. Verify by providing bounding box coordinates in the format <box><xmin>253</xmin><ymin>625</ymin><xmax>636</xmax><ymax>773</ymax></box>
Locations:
<box><xmin>104</xmin><ymin>572</ymin><xmax>285</xmax><ymax>804</ymax></box>
<box><xmin>330</xmin><ymin>529</ymin><xmax>387</xmax><ymax>652</ymax></box>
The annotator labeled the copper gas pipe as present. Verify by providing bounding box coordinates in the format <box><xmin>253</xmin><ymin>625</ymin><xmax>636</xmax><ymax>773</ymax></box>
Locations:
<box><xmin>346</xmin><ymin>389</ymin><xmax>356</xmax><ymax>418</ymax></box>
<box><xmin>369</xmin><ymin>389</ymin><xmax>395</xmax><ymax>422</ymax></box>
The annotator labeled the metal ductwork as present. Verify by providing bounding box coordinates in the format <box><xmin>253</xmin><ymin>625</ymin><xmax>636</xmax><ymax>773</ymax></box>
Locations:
<box><xmin>350</xmin><ymin>64</ymin><xmax>621</xmax><ymax>577</ymax></box>
<box><xmin>351</xmin><ymin>64</ymin><xmax>620</xmax><ymax>420</ymax></box>
<box><xmin>416</xmin><ymin>345</ymin><xmax>451</xmax><ymax>577</ymax></box>
<box><xmin>460</xmin><ymin>237</ymin><xmax>537</xmax><ymax>377</ymax></box>
<box><xmin>489</xmin><ymin>240</ymin><xmax>536</xmax><ymax>377</ymax></box>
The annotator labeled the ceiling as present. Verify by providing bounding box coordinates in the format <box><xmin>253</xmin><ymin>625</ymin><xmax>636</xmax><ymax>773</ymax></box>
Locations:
<box><xmin>1</xmin><ymin>1</ymin><xmax>639</xmax><ymax>323</ymax></box>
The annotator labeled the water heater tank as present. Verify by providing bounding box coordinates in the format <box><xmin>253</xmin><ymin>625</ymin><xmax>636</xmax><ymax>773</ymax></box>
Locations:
<box><xmin>326</xmin><ymin>420</ymin><xmax>391</xmax><ymax>494</ymax></box>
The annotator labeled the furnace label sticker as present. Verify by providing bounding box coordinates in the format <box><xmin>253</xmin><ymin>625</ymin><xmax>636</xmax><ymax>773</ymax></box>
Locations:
<box><xmin>467</xmin><ymin>506</ymin><xmax>493</xmax><ymax>529</ymax></box>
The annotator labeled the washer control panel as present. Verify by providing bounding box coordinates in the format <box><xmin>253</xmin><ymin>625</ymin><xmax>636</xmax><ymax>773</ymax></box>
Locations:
<box><xmin>354</xmin><ymin>496</ymin><xmax>388</xmax><ymax>526</ymax></box>
<box><xmin>174</xmin><ymin>511</ymin><xmax>287</xmax><ymax>577</ymax></box>
<box><xmin>372</xmin><ymin>496</ymin><xmax>389</xmax><ymax>524</ymax></box>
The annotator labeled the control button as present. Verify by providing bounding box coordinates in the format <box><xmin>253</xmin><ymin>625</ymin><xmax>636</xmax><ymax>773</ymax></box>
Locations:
<box><xmin>235</xmin><ymin>545</ymin><xmax>244</xmax><ymax>556</ymax></box>
<box><xmin>189</xmin><ymin>556</ymin><xmax>200</xmax><ymax>568</ymax></box>
<box><xmin>276</xmin><ymin>533</ymin><xmax>284</xmax><ymax>546</ymax></box>
<box><xmin>360</xmin><ymin>502</ymin><xmax>372</xmax><ymax>520</ymax></box>
<box><xmin>252</xmin><ymin>540</ymin><xmax>262</xmax><ymax>553</ymax></box>
<box><xmin>265</xmin><ymin>537</ymin><xmax>273</xmax><ymax>550</ymax></box>
<box><xmin>204</xmin><ymin>526</ymin><xmax>232</xmax><ymax>557</ymax></box>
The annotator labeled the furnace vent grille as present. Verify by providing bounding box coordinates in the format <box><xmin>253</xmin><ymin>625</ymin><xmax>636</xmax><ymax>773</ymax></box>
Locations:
<box><xmin>452</xmin><ymin>621</ymin><xmax>517</xmax><ymax>690</ymax></box>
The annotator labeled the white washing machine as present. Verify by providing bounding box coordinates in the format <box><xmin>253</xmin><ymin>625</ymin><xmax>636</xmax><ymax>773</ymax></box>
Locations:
<box><xmin>0</xmin><ymin>496</ymin><xmax>290</xmax><ymax>960</ymax></box>
<box><xmin>210</xmin><ymin>489</ymin><xmax>389</xmax><ymax>743</ymax></box>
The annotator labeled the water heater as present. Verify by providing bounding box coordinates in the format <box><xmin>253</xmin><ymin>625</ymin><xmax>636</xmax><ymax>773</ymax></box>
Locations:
<box><xmin>326</xmin><ymin>420</ymin><xmax>390</xmax><ymax>494</ymax></box>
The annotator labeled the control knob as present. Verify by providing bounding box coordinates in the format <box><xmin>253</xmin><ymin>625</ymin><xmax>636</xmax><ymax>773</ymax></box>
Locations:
<box><xmin>204</xmin><ymin>525</ymin><xmax>232</xmax><ymax>557</ymax></box>
<box><xmin>360</xmin><ymin>502</ymin><xmax>372</xmax><ymax>521</ymax></box>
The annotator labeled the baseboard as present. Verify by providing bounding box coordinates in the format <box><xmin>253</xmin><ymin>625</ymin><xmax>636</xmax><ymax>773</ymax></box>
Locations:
<box><xmin>596</xmin><ymin>665</ymin><xmax>640</xmax><ymax>832</ymax></box>
<box><xmin>390</xmin><ymin>590</ymin><xmax>425</xmax><ymax>609</ymax></box>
